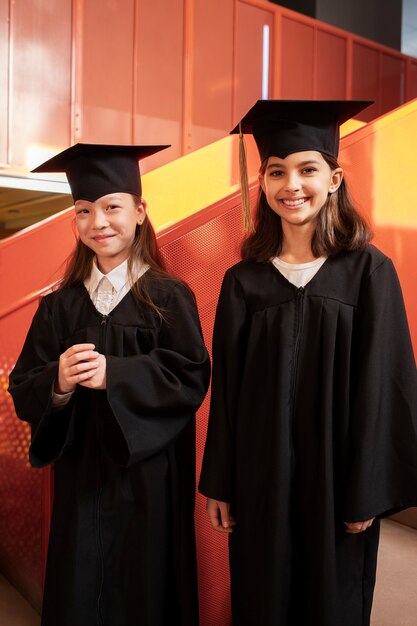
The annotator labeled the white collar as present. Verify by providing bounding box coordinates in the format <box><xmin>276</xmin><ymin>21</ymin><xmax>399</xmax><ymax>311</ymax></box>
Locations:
<box><xmin>86</xmin><ymin>258</ymin><xmax>149</xmax><ymax>294</ymax></box>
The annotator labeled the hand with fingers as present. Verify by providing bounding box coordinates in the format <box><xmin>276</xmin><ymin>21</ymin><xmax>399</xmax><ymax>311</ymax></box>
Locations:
<box><xmin>55</xmin><ymin>343</ymin><xmax>106</xmax><ymax>393</ymax></box>
<box><xmin>344</xmin><ymin>518</ymin><xmax>375</xmax><ymax>534</ymax></box>
<box><xmin>206</xmin><ymin>498</ymin><xmax>236</xmax><ymax>533</ymax></box>
<box><xmin>79</xmin><ymin>353</ymin><xmax>106</xmax><ymax>390</ymax></box>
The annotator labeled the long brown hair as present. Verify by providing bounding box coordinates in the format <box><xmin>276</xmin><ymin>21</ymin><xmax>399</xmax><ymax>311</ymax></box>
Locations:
<box><xmin>241</xmin><ymin>153</ymin><xmax>372</xmax><ymax>262</ymax></box>
<box><xmin>58</xmin><ymin>200</ymin><xmax>173</xmax><ymax>319</ymax></box>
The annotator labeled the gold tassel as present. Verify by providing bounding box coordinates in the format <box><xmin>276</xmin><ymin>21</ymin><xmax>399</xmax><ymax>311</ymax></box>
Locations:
<box><xmin>239</xmin><ymin>123</ymin><xmax>254</xmax><ymax>233</ymax></box>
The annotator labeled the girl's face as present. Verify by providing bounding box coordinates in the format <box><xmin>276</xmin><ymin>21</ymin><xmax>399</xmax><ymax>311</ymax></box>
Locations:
<box><xmin>74</xmin><ymin>192</ymin><xmax>146</xmax><ymax>273</ymax></box>
<box><xmin>259</xmin><ymin>151</ymin><xmax>343</xmax><ymax>228</ymax></box>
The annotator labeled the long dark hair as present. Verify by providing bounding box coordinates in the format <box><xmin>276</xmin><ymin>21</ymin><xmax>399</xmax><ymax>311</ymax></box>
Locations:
<box><xmin>241</xmin><ymin>153</ymin><xmax>372</xmax><ymax>262</ymax></box>
<box><xmin>58</xmin><ymin>201</ymin><xmax>172</xmax><ymax>319</ymax></box>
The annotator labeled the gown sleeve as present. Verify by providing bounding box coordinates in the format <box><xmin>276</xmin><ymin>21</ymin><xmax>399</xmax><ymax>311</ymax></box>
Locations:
<box><xmin>103</xmin><ymin>282</ymin><xmax>211</xmax><ymax>466</ymax></box>
<box><xmin>343</xmin><ymin>258</ymin><xmax>417</xmax><ymax>522</ymax></box>
<box><xmin>8</xmin><ymin>296</ymin><xmax>76</xmax><ymax>467</ymax></box>
<box><xmin>198</xmin><ymin>269</ymin><xmax>250</xmax><ymax>503</ymax></box>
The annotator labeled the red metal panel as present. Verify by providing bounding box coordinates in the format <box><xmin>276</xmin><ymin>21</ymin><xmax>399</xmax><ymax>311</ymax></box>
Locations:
<box><xmin>407</xmin><ymin>61</ymin><xmax>417</xmax><ymax>100</ymax></box>
<box><xmin>280</xmin><ymin>15</ymin><xmax>314</xmax><ymax>99</ymax></box>
<box><xmin>352</xmin><ymin>42</ymin><xmax>380</xmax><ymax>121</ymax></box>
<box><xmin>1</xmin><ymin>0</ymin><xmax>416</xmax><ymax>177</ymax></box>
<box><xmin>0</xmin><ymin>299</ymin><xmax>44</xmax><ymax>610</ymax></box>
<box><xmin>79</xmin><ymin>0</ymin><xmax>135</xmax><ymax>144</ymax></box>
<box><xmin>1</xmin><ymin>0</ymin><xmax>417</xmax><ymax>178</ymax></box>
<box><xmin>134</xmin><ymin>0</ymin><xmax>184</xmax><ymax>172</ymax></box>
<box><xmin>9</xmin><ymin>0</ymin><xmax>72</xmax><ymax>167</ymax></box>
<box><xmin>234</xmin><ymin>1</ymin><xmax>274</xmax><ymax>123</ymax></box>
<box><xmin>191</xmin><ymin>0</ymin><xmax>234</xmax><ymax>151</ymax></box>
<box><xmin>380</xmin><ymin>53</ymin><xmax>406</xmax><ymax>115</ymax></box>
<box><xmin>316</xmin><ymin>29</ymin><xmax>347</xmax><ymax>98</ymax></box>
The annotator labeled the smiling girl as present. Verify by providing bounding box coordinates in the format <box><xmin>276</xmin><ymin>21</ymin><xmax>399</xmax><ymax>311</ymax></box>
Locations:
<box><xmin>9</xmin><ymin>143</ymin><xmax>210</xmax><ymax>626</ymax></box>
<box><xmin>199</xmin><ymin>101</ymin><xmax>417</xmax><ymax>626</ymax></box>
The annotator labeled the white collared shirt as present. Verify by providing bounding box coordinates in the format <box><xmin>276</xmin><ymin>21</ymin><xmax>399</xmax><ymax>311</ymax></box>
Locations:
<box><xmin>53</xmin><ymin>257</ymin><xmax>149</xmax><ymax>407</ymax></box>
<box><xmin>84</xmin><ymin>257</ymin><xmax>149</xmax><ymax>315</ymax></box>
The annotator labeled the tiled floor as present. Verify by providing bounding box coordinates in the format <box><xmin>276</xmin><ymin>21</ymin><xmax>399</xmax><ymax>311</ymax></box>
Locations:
<box><xmin>1</xmin><ymin>519</ymin><xmax>416</xmax><ymax>625</ymax></box>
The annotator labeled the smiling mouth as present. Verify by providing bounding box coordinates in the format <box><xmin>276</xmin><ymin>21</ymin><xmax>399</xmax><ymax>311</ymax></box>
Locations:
<box><xmin>280</xmin><ymin>198</ymin><xmax>308</xmax><ymax>207</ymax></box>
<box><xmin>92</xmin><ymin>234</ymin><xmax>115</xmax><ymax>242</ymax></box>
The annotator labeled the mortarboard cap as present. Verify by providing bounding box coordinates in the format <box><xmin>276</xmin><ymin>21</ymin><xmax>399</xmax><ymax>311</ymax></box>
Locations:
<box><xmin>230</xmin><ymin>99</ymin><xmax>373</xmax><ymax>161</ymax></box>
<box><xmin>31</xmin><ymin>143</ymin><xmax>170</xmax><ymax>202</ymax></box>
<box><xmin>230</xmin><ymin>99</ymin><xmax>373</xmax><ymax>231</ymax></box>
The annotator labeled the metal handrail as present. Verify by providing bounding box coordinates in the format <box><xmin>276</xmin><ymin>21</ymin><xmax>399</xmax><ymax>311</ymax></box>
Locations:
<box><xmin>0</xmin><ymin>283</ymin><xmax>57</xmax><ymax>320</ymax></box>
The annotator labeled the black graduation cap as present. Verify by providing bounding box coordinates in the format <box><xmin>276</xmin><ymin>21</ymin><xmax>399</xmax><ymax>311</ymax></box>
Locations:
<box><xmin>31</xmin><ymin>143</ymin><xmax>170</xmax><ymax>202</ymax></box>
<box><xmin>230</xmin><ymin>99</ymin><xmax>373</xmax><ymax>161</ymax></box>
<box><xmin>230</xmin><ymin>100</ymin><xmax>373</xmax><ymax>231</ymax></box>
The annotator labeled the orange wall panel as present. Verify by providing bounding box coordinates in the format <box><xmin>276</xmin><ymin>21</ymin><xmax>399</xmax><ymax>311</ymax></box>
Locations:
<box><xmin>352</xmin><ymin>42</ymin><xmax>380</xmax><ymax>121</ymax></box>
<box><xmin>380</xmin><ymin>53</ymin><xmax>405</xmax><ymax>115</ymax></box>
<box><xmin>134</xmin><ymin>0</ymin><xmax>184</xmax><ymax>171</ymax></box>
<box><xmin>1</xmin><ymin>0</ymin><xmax>417</xmax><ymax>176</ymax></box>
<box><xmin>0</xmin><ymin>209</ymin><xmax>74</xmax><ymax>312</ymax></box>
<box><xmin>280</xmin><ymin>16</ymin><xmax>314</xmax><ymax>98</ymax></box>
<box><xmin>316</xmin><ymin>29</ymin><xmax>347</xmax><ymax>98</ymax></box>
<box><xmin>234</xmin><ymin>2</ymin><xmax>274</xmax><ymax>122</ymax></box>
<box><xmin>9</xmin><ymin>0</ymin><xmax>72</xmax><ymax>167</ymax></box>
<box><xmin>340</xmin><ymin>99</ymin><xmax>417</xmax><ymax>350</ymax></box>
<box><xmin>0</xmin><ymin>1</ymin><xmax>10</xmax><ymax>165</ymax></box>
<box><xmin>191</xmin><ymin>0</ymin><xmax>234</xmax><ymax>151</ymax></box>
<box><xmin>80</xmin><ymin>0</ymin><xmax>135</xmax><ymax>144</ymax></box>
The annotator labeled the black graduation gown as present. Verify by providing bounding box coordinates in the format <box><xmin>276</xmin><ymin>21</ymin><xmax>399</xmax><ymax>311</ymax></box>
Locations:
<box><xmin>199</xmin><ymin>245</ymin><xmax>417</xmax><ymax>626</ymax></box>
<box><xmin>9</xmin><ymin>277</ymin><xmax>210</xmax><ymax>626</ymax></box>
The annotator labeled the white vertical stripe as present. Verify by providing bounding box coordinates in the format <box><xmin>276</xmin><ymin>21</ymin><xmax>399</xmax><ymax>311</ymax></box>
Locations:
<box><xmin>262</xmin><ymin>25</ymin><xmax>270</xmax><ymax>100</ymax></box>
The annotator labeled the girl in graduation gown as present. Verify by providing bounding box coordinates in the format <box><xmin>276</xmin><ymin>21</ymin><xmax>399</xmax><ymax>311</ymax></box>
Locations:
<box><xmin>199</xmin><ymin>100</ymin><xmax>417</xmax><ymax>626</ymax></box>
<box><xmin>9</xmin><ymin>143</ymin><xmax>211</xmax><ymax>626</ymax></box>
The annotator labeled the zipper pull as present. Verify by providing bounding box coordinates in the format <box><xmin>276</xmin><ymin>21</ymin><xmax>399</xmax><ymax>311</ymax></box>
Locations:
<box><xmin>297</xmin><ymin>286</ymin><xmax>304</xmax><ymax>296</ymax></box>
<box><xmin>101</xmin><ymin>314</ymin><xmax>108</xmax><ymax>325</ymax></box>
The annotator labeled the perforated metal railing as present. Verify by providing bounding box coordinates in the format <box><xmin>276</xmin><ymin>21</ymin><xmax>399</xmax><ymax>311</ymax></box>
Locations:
<box><xmin>158</xmin><ymin>192</ymin><xmax>255</xmax><ymax>625</ymax></box>
<box><xmin>0</xmin><ymin>186</ymin><xmax>256</xmax><ymax>623</ymax></box>
<box><xmin>0</xmin><ymin>293</ymin><xmax>48</xmax><ymax>611</ymax></box>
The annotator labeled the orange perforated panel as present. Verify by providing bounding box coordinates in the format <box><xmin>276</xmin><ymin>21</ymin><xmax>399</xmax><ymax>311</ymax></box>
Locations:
<box><xmin>160</xmin><ymin>198</ymin><xmax>248</xmax><ymax>626</ymax></box>
<box><xmin>0</xmin><ymin>300</ymin><xmax>44</xmax><ymax>610</ymax></box>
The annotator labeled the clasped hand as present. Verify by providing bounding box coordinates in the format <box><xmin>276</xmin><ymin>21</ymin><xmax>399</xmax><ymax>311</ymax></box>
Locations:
<box><xmin>55</xmin><ymin>343</ymin><xmax>106</xmax><ymax>393</ymax></box>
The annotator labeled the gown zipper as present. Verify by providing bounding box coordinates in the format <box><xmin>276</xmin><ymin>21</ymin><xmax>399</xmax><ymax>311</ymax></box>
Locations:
<box><xmin>96</xmin><ymin>313</ymin><xmax>108</xmax><ymax>625</ymax></box>
<box><xmin>290</xmin><ymin>287</ymin><xmax>305</xmax><ymax>465</ymax></box>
